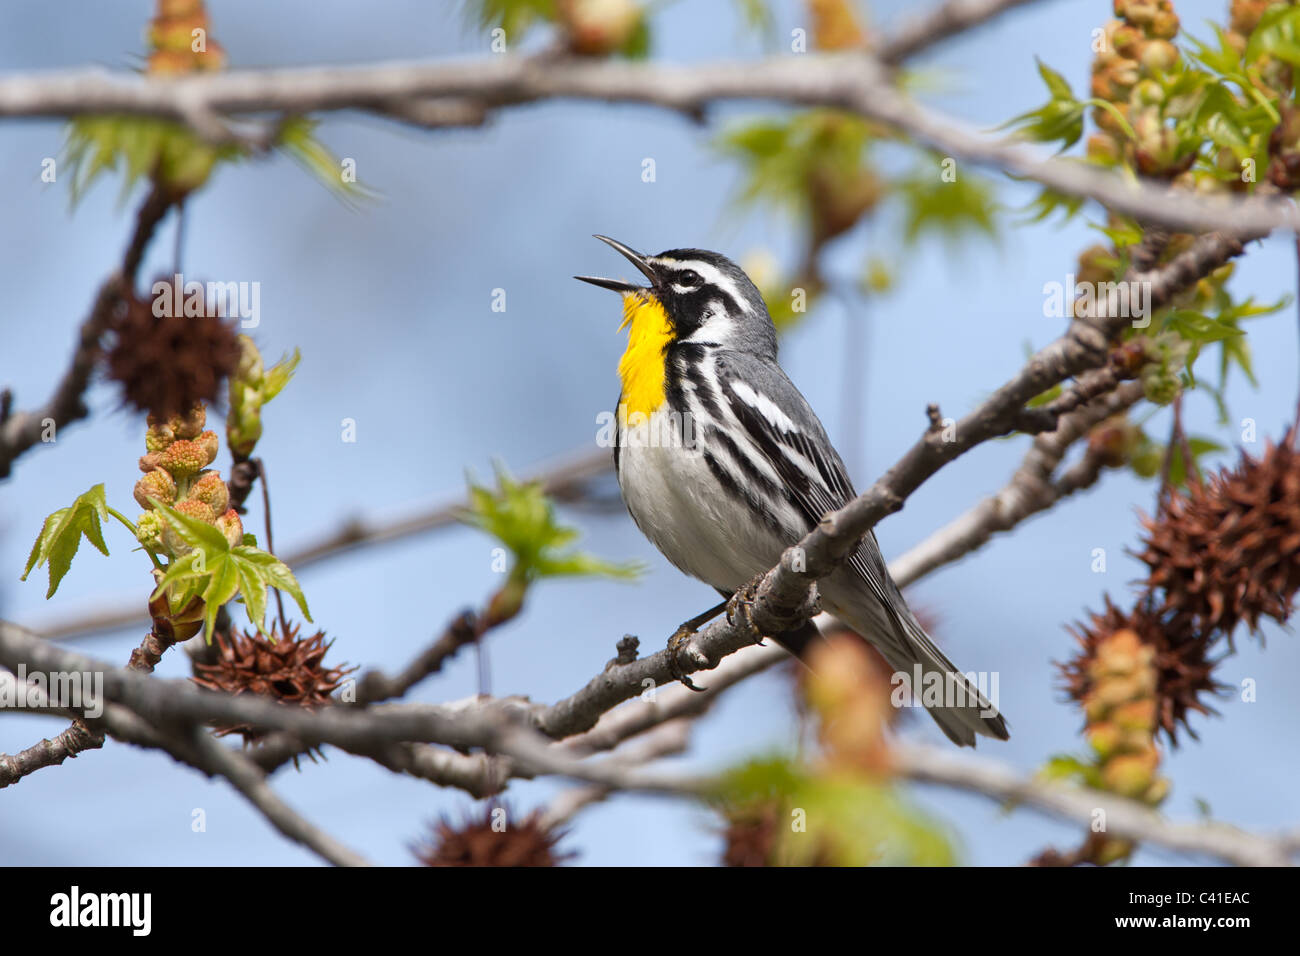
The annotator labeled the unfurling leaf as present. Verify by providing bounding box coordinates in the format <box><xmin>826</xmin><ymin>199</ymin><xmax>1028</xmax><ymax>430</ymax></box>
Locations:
<box><xmin>148</xmin><ymin>499</ymin><xmax>311</xmax><ymax>641</ymax></box>
<box><xmin>462</xmin><ymin>464</ymin><xmax>643</xmax><ymax>583</ymax></box>
<box><xmin>22</xmin><ymin>484</ymin><xmax>111</xmax><ymax>598</ymax></box>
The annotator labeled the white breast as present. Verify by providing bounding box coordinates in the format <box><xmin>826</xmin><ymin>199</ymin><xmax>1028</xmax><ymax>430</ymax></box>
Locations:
<box><xmin>617</xmin><ymin>404</ymin><xmax>796</xmax><ymax>594</ymax></box>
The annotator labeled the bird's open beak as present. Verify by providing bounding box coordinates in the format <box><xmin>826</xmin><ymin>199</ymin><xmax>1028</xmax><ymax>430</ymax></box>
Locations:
<box><xmin>574</xmin><ymin>235</ymin><xmax>657</xmax><ymax>293</ymax></box>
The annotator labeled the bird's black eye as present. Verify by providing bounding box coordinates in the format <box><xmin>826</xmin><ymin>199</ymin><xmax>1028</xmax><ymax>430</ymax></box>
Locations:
<box><xmin>676</xmin><ymin>270</ymin><xmax>702</xmax><ymax>287</ymax></box>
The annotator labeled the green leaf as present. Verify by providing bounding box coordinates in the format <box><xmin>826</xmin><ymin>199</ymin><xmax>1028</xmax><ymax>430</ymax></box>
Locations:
<box><xmin>462</xmin><ymin>464</ymin><xmax>643</xmax><ymax>583</ymax></box>
<box><xmin>619</xmin><ymin>17</ymin><xmax>651</xmax><ymax>58</ymax></box>
<box><xmin>1245</xmin><ymin>5</ymin><xmax>1300</xmax><ymax>67</ymax></box>
<box><xmin>1131</xmin><ymin>431</ymin><xmax>1164</xmax><ymax>479</ymax></box>
<box><xmin>1091</xmin><ymin>217</ymin><xmax>1143</xmax><ymax>249</ymax></box>
<box><xmin>1167</xmin><ymin>436</ymin><xmax>1226</xmax><ymax>489</ymax></box>
<box><xmin>1036</xmin><ymin>59</ymin><xmax>1074</xmax><ymax>100</ymax></box>
<box><xmin>232</xmin><ymin>546</ymin><xmax>313</xmax><ymax>625</ymax></box>
<box><xmin>998</xmin><ymin>59</ymin><xmax>1086</xmax><ymax>151</ymax></box>
<box><xmin>261</xmin><ymin>348</ymin><xmax>301</xmax><ymax>403</ymax></box>
<box><xmin>466</xmin><ymin>0</ymin><xmax>555</xmax><ymax>38</ymax></box>
<box><xmin>234</xmin><ymin>560</ymin><xmax>269</xmax><ymax>637</ymax></box>
<box><xmin>1038</xmin><ymin>754</ymin><xmax>1091</xmax><ymax>783</ymax></box>
<box><xmin>63</xmin><ymin>116</ymin><xmax>239</xmax><ymax>207</ymax></box>
<box><xmin>1186</xmin><ymin>24</ymin><xmax>1243</xmax><ymax>76</ymax></box>
<box><xmin>715</xmin><ymin>111</ymin><xmax>876</xmax><ymax>223</ymax></box>
<box><xmin>149</xmin><ymin>550</ymin><xmax>205</xmax><ymax>603</ymax></box>
<box><xmin>201</xmin><ymin>557</ymin><xmax>241</xmax><ymax>643</ymax></box>
<box><xmin>21</xmin><ymin>484</ymin><xmax>111</xmax><ymax>598</ymax></box>
<box><xmin>896</xmin><ymin>158</ymin><xmax>1000</xmax><ymax>246</ymax></box>
<box><xmin>150</xmin><ymin>498</ymin><xmax>231</xmax><ymax>556</ymax></box>
<box><xmin>713</xmin><ymin>756</ymin><xmax>956</xmax><ymax>866</ymax></box>
<box><xmin>1164</xmin><ymin>308</ymin><xmax>1245</xmax><ymax>344</ymax></box>
<box><xmin>276</xmin><ymin>117</ymin><xmax>374</xmax><ymax>204</ymax></box>
<box><xmin>147</xmin><ymin>501</ymin><xmax>310</xmax><ymax>639</ymax></box>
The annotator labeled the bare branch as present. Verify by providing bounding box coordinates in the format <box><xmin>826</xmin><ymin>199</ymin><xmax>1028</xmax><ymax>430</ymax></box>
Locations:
<box><xmin>0</xmin><ymin>280</ymin><xmax>121</xmax><ymax>478</ymax></box>
<box><xmin>892</xmin><ymin>745</ymin><xmax>1295</xmax><ymax>867</ymax></box>
<box><xmin>879</xmin><ymin>0</ymin><xmax>1048</xmax><ymax>64</ymax></box>
<box><xmin>0</xmin><ymin>182</ymin><xmax>175</xmax><ymax>479</ymax></box>
<box><xmin>539</xmin><ymin>719</ymin><xmax>694</xmax><ymax>829</ymax></box>
<box><xmin>0</xmin><ymin>57</ymin><xmax>1295</xmax><ymax>235</ymax></box>
<box><xmin>0</xmin><ymin>718</ymin><xmax>103</xmax><ymax>788</ymax></box>
<box><xmin>185</xmin><ymin>728</ymin><xmax>373</xmax><ymax>867</ymax></box>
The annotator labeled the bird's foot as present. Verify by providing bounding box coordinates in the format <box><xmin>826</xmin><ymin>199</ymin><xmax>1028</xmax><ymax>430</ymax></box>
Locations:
<box><xmin>666</xmin><ymin>623</ymin><xmax>707</xmax><ymax>692</ymax></box>
<box><xmin>664</xmin><ymin>600</ymin><xmax>728</xmax><ymax>692</ymax></box>
<box><xmin>726</xmin><ymin>573</ymin><xmax>769</xmax><ymax>646</ymax></box>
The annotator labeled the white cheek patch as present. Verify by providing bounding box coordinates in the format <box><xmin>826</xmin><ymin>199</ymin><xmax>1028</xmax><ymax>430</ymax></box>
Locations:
<box><xmin>679</xmin><ymin>299</ymin><xmax>737</xmax><ymax>344</ymax></box>
<box><xmin>730</xmin><ymin>379</ymin><xmax>798</xmax><ymax>435</ymax></box>
<box><xmin>671</xmin><ymin>283</ymin><xmax>697</xmax><ymax>294</ymax></box>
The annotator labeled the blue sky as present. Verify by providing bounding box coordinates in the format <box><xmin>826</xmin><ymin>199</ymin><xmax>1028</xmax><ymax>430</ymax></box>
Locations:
<box><xmin>2</xmin><ymin>0</ymin><xmax>1297</xmax><ymax>866</ymax></box>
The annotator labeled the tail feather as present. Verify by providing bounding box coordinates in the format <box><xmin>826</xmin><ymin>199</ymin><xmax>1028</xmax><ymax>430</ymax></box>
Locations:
<box><xmin>878</xmin><ymin>614</ymin><xmax>1009</xmax><ymax>747</ymax></box>
<box><xmin>821</xmin><ymin>572</ymin><xmax>1009</xmax><ymax>747</ymax></box>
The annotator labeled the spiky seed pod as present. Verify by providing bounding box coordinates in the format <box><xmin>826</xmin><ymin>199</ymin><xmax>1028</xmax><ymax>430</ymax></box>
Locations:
<box><xmin>413</xmin><ymin>806</ymin><xmax>573</xmax><ymax>867</ymax></box>
<box><xmin>134</xmin><ymin>468</ymin><xmax>177</xmax><ymax>509</ymax></box>
<box><xmin>105</xmin><ymin>288</ymin><xmax>241</xmax><ymax>423</ymax></box>
<box><xmin>1137</xmin><ymin>430</ymin><xmax>1300</xmax><ymax>641</ymax></box>
<box><xmin>1063</xmin><ymin>599</ymin><xmax>1221</xmax><ymax>744</ymax></box>
<box><xmin>190</xmin><ymin>624</ymin><xmax>356</xmax><ymax>744</ymax></box>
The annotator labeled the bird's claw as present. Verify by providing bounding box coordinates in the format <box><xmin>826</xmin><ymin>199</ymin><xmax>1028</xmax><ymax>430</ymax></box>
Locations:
<box><xmin>666</xmin><ymin>623</ymin><xmax>707</xmax><ymax>692</ymax></box>
<box><xmin>726</xmin><ymin>573</ymin><xmax>768</xmax><ymax>646</ymax></box>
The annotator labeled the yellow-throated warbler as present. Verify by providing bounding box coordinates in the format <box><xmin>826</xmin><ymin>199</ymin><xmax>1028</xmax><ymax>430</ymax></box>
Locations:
<box><xmin>577</xmin><ymin>235</ymin><xmax>1008</xmax><ymax>746</ymax></box>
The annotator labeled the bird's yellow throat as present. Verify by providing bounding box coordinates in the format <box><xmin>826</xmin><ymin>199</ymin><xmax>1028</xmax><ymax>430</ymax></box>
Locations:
<box><xmin>617</xmin><ymin>292</ymin><xmax>673</xmax><ymax>418</ymax></box>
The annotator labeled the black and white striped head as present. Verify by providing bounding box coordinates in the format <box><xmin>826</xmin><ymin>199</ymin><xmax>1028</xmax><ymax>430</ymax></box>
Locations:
<box><xmin>576</xmin><ymin>236</ymin><xmax>778</xmax><ymax>357</ymax></box>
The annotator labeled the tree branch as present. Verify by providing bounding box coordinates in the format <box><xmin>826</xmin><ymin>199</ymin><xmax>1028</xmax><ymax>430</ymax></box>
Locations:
<box><xmin>892</xmin><ymin>745</ymin><xmax>1295</xmax><ymax>867</ymax></box>
<box><xmin>0</xmin><ymin>56</ymin><xmax>1295</xmax><ymax>235</ymax></box>
<box><xmin>0</xmin><ymin>181</ymin><xmax>174</xmax><ymax>479</ymax></box>
<box><xmin>892</xmin><ymin>380</ymin><xmax>1145</xmax><ymax>585</ymax></box>
<box><xmin>879</xmin><ymin>0</ymin><xmax>1049</xmax><ymax>64</ymax></box>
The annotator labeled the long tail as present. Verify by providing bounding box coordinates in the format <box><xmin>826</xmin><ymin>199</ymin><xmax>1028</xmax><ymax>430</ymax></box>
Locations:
<box><xmin>820</xmin><ymin>571</ymin><xmax>1009</xmax><ymax>747</ymax></box>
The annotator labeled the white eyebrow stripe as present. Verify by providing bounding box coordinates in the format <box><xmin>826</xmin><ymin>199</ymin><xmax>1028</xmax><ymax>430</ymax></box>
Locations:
<box><xmin>656</xmin><ymin>258</ymin><xmax>755</xmax><ymax>314</ymax></box>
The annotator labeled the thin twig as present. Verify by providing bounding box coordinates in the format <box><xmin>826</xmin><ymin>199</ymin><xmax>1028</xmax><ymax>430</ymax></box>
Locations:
<box><xmin>256</xmin><ymin>457</ymin><xmax>290</xmax><ymax>635</ymax></box>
